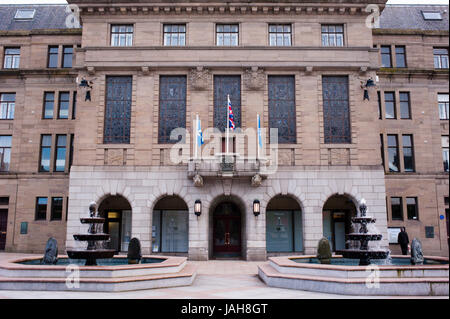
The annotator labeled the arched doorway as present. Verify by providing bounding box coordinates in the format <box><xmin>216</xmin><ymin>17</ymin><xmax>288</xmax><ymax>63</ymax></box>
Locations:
<box><xmin>212</xmin><ymin>202</ymin><xmax>242</xmax><ymax>258</ymax></box>
<box><xmin>266</xmin><ymin>195</ymin><xmax>303</xmax><ymax>254</ymax></box>
<box><xmin>322</xmin><ymin>194</ymin><xmax>357</xmax><ymax>252</ymax></box>
<box><xmin>98</xmin><ymin>195</ymin><xmax>132</xmax><ymax>253</ymax></box>
<box><xmin>152</xmin><ymin>196</ymin><xmax>189</xmax><ymax>254</ymax></box>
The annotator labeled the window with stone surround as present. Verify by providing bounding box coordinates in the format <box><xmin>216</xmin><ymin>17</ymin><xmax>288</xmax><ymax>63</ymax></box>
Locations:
<box><xmin>158</xmin><ymin>75</ymin><xmax>187</xmax><ymax>144</ymax></box>
<box><xmin>387</xmin><ymin>134</ymin><xmax>399</xmax><ymax>172</ymax></box>
<box><xmin>163</xmin><ymin>24</ymin><xmax>186</xmax><ymax>46</ymax></box>
<box><xmin>384</xmin><ymin>92</ymin><xmax>396</xmax><ymax>119</ymax></box>
<box><xmin>47</xmin><ymin>46</ymin><xmax>59</xmax><ymax>68</ymax></box>
<box><xmin>43</xmin><ymin>92</ymin><xmax>55</xmax><ymax>119</ymax></box>
<box><xmin>35</xmin><ymin>197</ymin><xmax>47</xmax><ymax>221</ymax></box>
<box><xmin>406</xmin><ymin>197</ymin><xmax>419</xmax><ymax>220</ymax></box>
<box><xmin>3</xmin><ymin>48</ymin><xmax>20</xmax><ymax>69</ymax></box>
<box><xmin>111</xmin><ymin>25</ymin><xmax>134</xmax><ymax>47</ymax></box>
<box><xmin>0</xmin><ymin>136</ymin><xmax>12</xmax><ymax>172</ymax></box>
<box><xmin>216</xmin><ymin>24</ymin><xmax>239</xmax><ymax>46</ymax></box>
<box><xmin>214</xmin><ymin>75</ymin><xmax>241</xmax><ymax>132</ymax></box>
<box><xmin>321</xmin><ymin>25</ymin><xmax>344</xmax><ymax>47</ymax></box>
<box><xmin>57</xmin><ymin>92</ymin><xmax>70</xmax><ymax>119</ymax></box>
<box><xmin>391</xmin><ymin>197</ymin><xmax>403</xmax><ymax>220</ymax></box>
<box><xmin>0</xmin><ymin>93</ymin><xmax>15</xmax><ymax>120</ymax></box>
<box><xmin>399</xmin><ymin>92</ymin><xmax>411</xmax><ymax>119</ymax></box>
<box><xmin>268</xmin><ymin>75</ymin><xmax>296</xmax><ymax>144</ymax></box>
<box><xmin>62</xmin><ymin>46</ymin><xmax>73</xmax><ymax>68</ymax></box>
<box><xmin>395</xmin><ymin>46</ymin><xmax>407</xmax><ymax>68</ymax></box>
<box><xmin>381</xmin><ymin>46</ymin><xmax>392</xmax><ymax>68</ymax></box>
<box><xmin>322</xmin><ymin>76</ymin><xmax>351</xmax><ymax>144</ymax></box>
<box><xmin>104</xmin><ymin>76</ymin><xmax>133</xmax><ymax>144</ymax></box>
<box><xmin>434</xmin><ymin>48</ymin><xmax>449</xmax><ymax>69</ymax></box>
<box><xmin>54</xmin><ymin>135</ymin><xmax>67</xmax><ymax>172</ymax></box>
<box><xmin>402</xmin><ymin>134</ymin><xmax>415</xmax><ymax>172</ymax></box>
<box><xmin>39</xmin><ymin>135</ymin><xmax>52</xmax><ymax>172</ymax></box>
<box><xmin>269</xmin><ymin>24</ymin><xmax>292</xmax><ymax>46</ymax></box>
<box><xmin>50</xmin><ymin>197</ymin><xmax>63</xmax><ymax>221</ymax></box>
<box><xmin>438</xmin><ymin>93</ymin><xmax>449</xmax><ymax>120</ymax></box>
<box><xmin>443</xmin><ymin>135</ymin><xmax>449</xmax><ymax>172</ymax></box>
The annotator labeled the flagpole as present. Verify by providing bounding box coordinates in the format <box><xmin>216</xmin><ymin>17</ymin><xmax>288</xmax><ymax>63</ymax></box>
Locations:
<box><xmin>226</xmin><ymin>95</ymin><xmax>230</xmax><ymax>155</ymax></box>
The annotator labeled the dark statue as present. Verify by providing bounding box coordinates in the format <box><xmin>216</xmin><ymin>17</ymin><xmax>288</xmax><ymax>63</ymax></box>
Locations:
<box><xmin>127</xmin><ymin>238</ymin><xmax>142</xmax><ymax>264</ymax></box>
<box><xmin>317</xmin><ymin>237</ymin><xmax>332</xmax><ymax>264</ymax></box>
<box><xmin>42</xmin><ymin>237</ymin><xmax>58</xmax><ymax>265</ymax></box>
<box><xmin>411</xmin><ymin>238</ymin><xmax>424</xmax><ymax>265</ymax></box>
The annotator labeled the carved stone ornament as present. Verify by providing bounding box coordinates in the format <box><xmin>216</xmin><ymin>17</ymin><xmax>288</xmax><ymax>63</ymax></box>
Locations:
<box><xmin>251</xmin><ymin>173</ymin><xmax>262</xmax><ymax>187</ymax></box>
<box><xmin>189</xmin><ymin>67</ymin><xmax>210</xmax><ymax>91</ymax></box>
<box><xmin>193</xmin><ymin>174</ymin><xmax>204</xmax><ymax>187</ymax></box>
<box><xmin>244</xmin><ymin>67</ymin><xmax>265</xmax><ymax>91</ymax></box>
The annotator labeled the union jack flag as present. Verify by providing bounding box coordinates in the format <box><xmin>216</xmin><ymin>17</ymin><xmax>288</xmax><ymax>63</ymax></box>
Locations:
<box><xmin>228</xmin><ymin>95</ymin><xmax>235</xmax><ymax>131</ymax></box>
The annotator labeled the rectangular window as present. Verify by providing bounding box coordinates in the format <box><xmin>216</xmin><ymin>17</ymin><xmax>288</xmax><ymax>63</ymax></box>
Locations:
<box><xmin>104</xmin><ymin>76</ymin><xmax>133</xmax><ymax>144</ymax></box>
<box><xmin>443</xmin><ymin>135</ymin><xmax>449</xmax><ymax>172</ymax></box>
<box><xmin>321</xmin><ymin>25</ymin><xmax>344</xmax><ymax>47</ymax></box>
<box><xmin>3</xmin><ymin>48</ymin><xmax>20</xmax><ymax>69</ymax></box>
<box><xmin>406</xmin><ymin>197</ymin><xmax>419</xmax><ymax>220</ymax></box>
<box><xmin>58</xmin><ymin>92</ymin><xmax>70</xmax><ymax>119</ymax></box>
<box><xmin>434</xmin><ymin>48</ymin><xmax>449</xmax><ymax>69</ymax></box>
<box><xmin>0</xmin><ymin>93</ymin><xmax>15</xmax><ymax>120</ymax></box>
<box><xmin>402</xmin><ymin>134</ymin><xmax>415</xmax><ymax>172</ymax></box>
<box><xmin>163</xmin><ymin>24</ymin><xmax>186</xmax><ymax>46</ymax></box>
<box><xmin>62</xmin><ymin>46</ymin><xmax>73</xmax><ymax>68</ymax></box>
<box><xmin>377</xmin><ymin>91</ymin><xmax>382</xmax><ymax>119</ymax></box>
<box><xmin>269</xmin><ymin>24</ymin><xmax>292</xmax><ymax>46</ymax></box>
<box><xmin>72</xmin><ymin>91</ymin><xmax>77</xmax><ymax>120</ymax></box>
<box><xmin>438</xmin><ymin>93</ymin><xmax>449</xmax><ymax>120</ymax></box>
<box><xmin>43</xmin><ymin>92</ymin><xmax>55</xmax><ymax>119</ymax></box>
<box><xmin>268</xmin><ymin>75</ymin><xmax>297</xmax><ymax>144</ymax></box>
<box><xmin>0</xmin><ymin>197</ymin><xmax>9</xmax><ymax>205</ymax></box>
<box><xmin>39</xmin><ymin>135</ymin><xmax>52</xmax><ymax>172</ymax></box>
<box><xmin>54</xmin><ymin>135</ymin><xmax>66</xmax><ymax>172</ymax></box>
<box><xmin>381</xmin><ymin>46</ymin><xmax>392</xmax><ymax>68</ymax></box>
<box><xmin>51</xmin><ymin>197</ymin><xmax>63</xmax><ymax>221</ymax></box>
<box><xmin>111</xmin><ymin>25</ymin><xmax>134</xmax><ymax>47</ymax></box>
<box><xmin>384</xmin><ymin>92</ymin><xmax>396</xmax><ymax>119</ymax></box>
<box><xmin>15</xmin><ymin>9</ymin><xmax>35</xmax><ymax>20</ymax></box>
<box><xmin>391</xmin><ymin>197</ymin><xmax>403</xmax><ymax>220</ymax></box>
<box><xmin>399</xmin><ymin>92</ymin><xmax>411</xmax><ymax>119</ymax></box>
<box><xmin>216</xmin><ymin>24</ymin><xmax>239</xmax><ymax>46</ymax></box>
<box><xmin>35</xmin><ymin>197</ymin><xmax>47</xmax><ymax>220</ymax></box>
<box><xmin>387</xmin><ymin>134</ymin><xmax>399</xmax><ymax>172</ymax></box>
<box><xmin>158</xmin><ymin>76</ymin><xmax>187</xmax><ymax>144</ymax></box>
<box><xmin>422</xmin><ymin>11</ymin><xmax>442</xmax><ymax>20</ymax></box>
<box><xmin>69</xmin><ymin>134</ymin><xmax>74</xmax><ymax>170</ymax></box>
<box><xmin>380</xmin><ymin>134</ymin><xmax>385</xmax><ymax>168</ymax></box>
<box><xmin>395</xmin><ymin>46</ymin><xmax>407</xmax><ymax>68</ymax></box>
<box><xmin>214</xmin><ymin>75</ymin><xmax>241</xmax><ymax>133</ymax></box>
<box><xmin>322</xmin><ymin>76</ymin><xmax>351</xmax><ymax>144</ymax></box>
<box><xmin>0</xmin><ymin>136</ymin><xmax>12</xmax><ymax>172</ymax></box>
<box><xmin>47</xmin><ymin>46</ymin><xmax>59</xmax><ymax>68</ymax></box>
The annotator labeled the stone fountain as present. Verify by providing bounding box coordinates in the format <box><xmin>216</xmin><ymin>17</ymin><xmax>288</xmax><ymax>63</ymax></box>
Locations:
<box><xmin>337</xmin><ymin>199</ymin><xmax>389</xmax><ymax>266</ymax></box>
<box><xmin>66</xmin><ymin>202</ymin><xmax>115</xmax><ymax>266</ymax></box>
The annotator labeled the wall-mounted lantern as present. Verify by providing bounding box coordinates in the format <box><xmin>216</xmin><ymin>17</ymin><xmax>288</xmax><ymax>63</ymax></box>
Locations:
<box><xmin>194</xmin><ymin>200</ymin><xmax>202</xmax><ymax>217</ymax></box>
<box><xmin>253</xmin><ymin>199</ymin><xmax>261</xmax><ymax>217</ymax></box>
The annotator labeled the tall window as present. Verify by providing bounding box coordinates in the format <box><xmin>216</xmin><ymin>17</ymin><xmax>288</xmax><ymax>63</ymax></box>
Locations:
<box><xmin>443</xmin><ymin>135</ymin><xmax>449</xmax><ymax>172</ymax></box>
<box><xmin>438</xmin><ymin>93</ymin><xmax>449</xmax><ymax>120</ymax></box>
<box><xmin>104</xmin><ymin>76</ymin><xmax>133</xmax><ymax>144</ymax></box>
<box><xmin>111</xmin><ymin>25</ymin><xmax>134</xmax><ymax>47</ymax></box>
<box><xmin>72</xmin><ymin>91</ymin><xmax>77</xmax><ymax>120</ymax></box>
<box><xmin>214</xmin><ymin>75</ymin><xmax>241</xmax><ymax>132</ymax></box>
<box><xmin>43</xmin><ymin>92</ymin><xmax>55</xmax><ymax>119</ymax></box>
<box><xmin>158</xmin><ymin>76</ymin><xmax>187</xmax><ymax>144</ymax></box>
<box><xmin>3</xmin><ymin>48</ymin><xmax>20</xmax><ymax>69</ymax></box>
<box><xmin>39</xmin><ymin>135</ymin><xmax>52</xmax><ymax>172</ymax></box>
<box><xmin>62</xmin><ymin>46</ymin><xmax>73</xmax><ymax>68</ymax></box>
<box><xmin>387</xmin><ymin>134</ymin><xmax>399</xmax><ymax>172</ymax></box>
<box><xmin>0</xmin><ymin>136</ymin><xmax>12</xmax><ymax>172</ymax></box>
<box><xmin>35</xmin><ymin>197</ymin><xmax>47</xmax><ymax>220</ymax></box>
<box><xmin>402</xmin><ymin>134</ymin><xmax>415</xmax><ymax>172</ymax></box>
<box><xmin>395</xmin><ymin>46</ymin><xmax>407</xmax><ymax>68</ymax></box>
<box><xmin>47</xmin><ymin>46</ymin><xmax>59</xmax><ymax>68</ymax></box>
<box><xmin>322</xmin><ymin>76</ymin><xmax>351</xmax><ymax>144</ymax></box>
<box><xmin>58</xmin><ymin>92</ymin><xmax>70</xmax><ymax>119</ymax></box>
<box><xmin>384</xmin><ymin>92</ymin><xmax>396</xmax><ymax>119</ymax></box>
<box><xmin>163</xmin><ymin>24</ymin><xmax>186</xmax><ymax>46</ymax></box>
<box><xmin>216</xmin><ymin>24</ymin><xmax>239</xmax><ymax>46</ymax></box>
<box><xmin>321</xmin><ymin>25</ymin><xmax>344</xmax><ymax>47</ymax></box>
<box><xmin>406</xmin><ymin>197</ymin><xmax>418</xmax><ymax>220</ymax></box>
<box><xmin>399</xmin><ymin>92</ymin><xmax>411</xmax><ymax>119</ymax></box>
<box><xmin>377</xmin><ymin>91</ymin><xmax>382</xmax><ymax>119</ymax></box>
<box><xmin>269</xmin><ymin>24</ymin><xmax>292</xmax><ymax>46</ymax></box>
<box><xmin>380</xmin><ymin>134</ymin><xmax>385</xmax><ymax>168</ymax></box>
<box><xmin>268</xmin><ymin>75</ymin><xmax>296</xmax><ymax>144</ymax></box>
<box><xmin>434</xmin><ymin>48</ymin><xmax>448</xmax><ymax>69</ymax></box>
<box><xmin>381</xmin><ymin>46</ymin><xmax>392</xmax><ymax>68</ymax></box>
<box><xmin>69</xmin><ymin>134</ymin><xmax>74</xmax><ymax>170</ymax></box>
<box><xmin>0</xmin><ymin>93</ymin><xmax>15</xmax><ymax>120</ymax></box>
<box><xmin>391</xmin><ymin>197</ymin><xmax>403</xmax><ymax>220</ymax></box>
<box><xmin>51</xmin><ymin>197</ymin><xmax>63</xmax><ymax>221</ymax></box>
<box><xmin>54</xmin><ymin>135</ymin><xmax>67</xmax><ymax>172</ymax></box>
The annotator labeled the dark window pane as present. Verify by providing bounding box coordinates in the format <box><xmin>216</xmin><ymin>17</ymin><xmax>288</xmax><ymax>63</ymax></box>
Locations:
<box><xmin>406</xmin><ymin>197</ymin><xmax>418</xmax><ymax>220</ymax></box>
<box><xmin>391</xmin><ymin>197</ymin><xmax>403</xmax><ymax>220</ymax></box>
<box><xmin>395</xmin><ymin>46</ymin><xmax>406</xmax><ymax>68</ymax></box>
<box><xmin>62</xmin><ymin>46</ymin><xmax>73</xmax><ymax>68</ymax></box>
<box><xmin>380</xmin><ymin>134</ymin><xmax>385</xmax><ymax>168</ymax></box>
<box><xmin>214</xmin><ymin>75</ymin><xmax>241</xmax><ymax>133</ymax></box>
<box><xmin>158</xmin><ymin>76</ymin><xmax>187</xmax><ymax>144</ymax></box>
<box><xmin>40</xmin><ymin>135</ymin><xmax>52</xmax><ymax>172</ymax></box>
<box><xmin>48</xmin><ymin>46</ymin><xmax>58</xmax><ymax>68</ymax></box>
<box><xmin>384</xmin><ymin>92</ymin><xmax>396</xmax><ymax>119</ymax></box>
<box><xmin>51</xmin><ymin>197</ymin><xmax>63</xmax><ymax>220</ymax></box>
<box><xmin>35</xmin><ymin>197</ymin><xmax>47</xmax><ymax>220</ymax></box>
<box><xmin>322</xmin><ymin>76</ymin><xmax>351</xmax><ymax>144</ymax></box>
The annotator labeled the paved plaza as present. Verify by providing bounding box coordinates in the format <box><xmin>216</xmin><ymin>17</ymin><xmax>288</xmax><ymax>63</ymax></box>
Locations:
<box><xmin>0</xmin><ymin>253</ymin><xmax>447</xmax><ymax>299</ymax></box>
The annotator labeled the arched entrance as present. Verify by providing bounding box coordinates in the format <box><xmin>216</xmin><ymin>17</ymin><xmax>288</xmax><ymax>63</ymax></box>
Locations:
<box><xmin>266</xmin><ymin>195</ymin><xmax>303</xmax><ymax>254</ymax></box>
<box><xmin>322</xmin><ymin>194</ymin><xmax>357</xmax><ymax>252</ymax></box>
<box><xmin>212</xmin><ymin>201</ymin><xmax>242</xmax><ymax>258</ymax></box>
<box><xmin>98</xmin><ymin>195</ymin><xmax>132</xmax><ymax>253</ymax></box>
<box><xmin>152</xmin><ymin>195</ymin><xmax>189</xmax><ymax>254</ymax></box>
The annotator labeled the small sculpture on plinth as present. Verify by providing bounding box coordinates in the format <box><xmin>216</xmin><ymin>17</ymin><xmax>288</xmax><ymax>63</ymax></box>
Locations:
<box><xmin>42</xmin><ymin>237</ymin><xmax>58</xmax><ymax>265</ymax></box>
<box><xmin>127</xmin><ymin>238</ymin><xmax>142</xmax><ymax>264</ymax></box>
<box><xmin>411</xmin><ymin>238</ymin><xmax>424</xmax><ymax>265</ymax></box>
<box><xmin>317</xmin><ymin>237</ymin><xmax>332</xmax><ymax>264</ymax></box>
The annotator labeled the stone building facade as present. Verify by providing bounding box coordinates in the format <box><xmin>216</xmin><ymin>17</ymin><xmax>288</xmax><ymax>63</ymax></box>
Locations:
<box><xmin>0</xmin><ymin>1</ymin><xmax>448</xmax><ymax>259</ymax></box>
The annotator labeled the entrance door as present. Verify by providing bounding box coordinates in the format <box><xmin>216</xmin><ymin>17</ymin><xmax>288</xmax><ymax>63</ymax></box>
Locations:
<box><xmin>213</xmin><ymin>202</ymin><xmax>241</xmax><ymax>257</ymax></box>
<box><xmin>0</xmin><ymin>209</ymin><xmax>7</xmax><ymax>251</ymax></box>
<box><xmin>104</xmin><ymin>211</ymin><xmax>121</xmax><ymax>252</ymax></box>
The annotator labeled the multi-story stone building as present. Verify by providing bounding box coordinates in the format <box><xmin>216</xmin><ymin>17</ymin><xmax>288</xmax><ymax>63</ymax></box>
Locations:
<box><xmin>0</xmin><ymin>1</ymin><xmax>448</xmax><ymax>260</ymax></box>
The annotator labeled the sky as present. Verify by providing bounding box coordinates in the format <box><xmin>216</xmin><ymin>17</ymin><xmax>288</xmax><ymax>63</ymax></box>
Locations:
<box><xmin>0</xmin><ymin>0</ymin><xmax>448</xmax><ymax>4</ymax></box>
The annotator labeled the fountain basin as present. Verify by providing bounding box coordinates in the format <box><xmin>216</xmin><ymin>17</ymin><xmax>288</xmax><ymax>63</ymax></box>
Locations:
<box><xmin>72</xmin><ymin>234</ymin><xmax>112</xmax><ymax>241</ymax></box>
<box><xmin>345</xmin><ymin>233</ymin><xmax>383</xmax><ymax>241</ymax></box>
<box><xmin>338</xmin><ymin>249</ymin><xmax>389</xmax><ymax>260</ymax></box>
<box><xmin>258</xmin><ymin>255</ymin><xmax>449</xmax><ymax>296</ymax></box>
<box><xmin>80</xmin><ymin>217</ymin><xmax>105</xmax><ymax>224</ymax></box>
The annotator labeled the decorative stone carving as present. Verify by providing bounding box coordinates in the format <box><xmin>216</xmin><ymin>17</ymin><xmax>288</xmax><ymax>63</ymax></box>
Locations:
<box><xmin>244</xmin><ymin>67</ymin><xmax>265</xmax><ymax>91</ymax></box>
<box><xmin>328</xmin><ymin>148</ymin><xmax>350</xmax><ymax>166</ymax></box>
<box><xmin>105</xmin><ymin>148</ymin><xmax>125</xmax><ymax>166</ymax></box>
<box><xmin>193</xmin><ymin>174</ymin><xmax>204</xmax><ymax>187</ymax></box>
<box><xmin>189</xmin><ymin>67</ymin><xmax>210</xmax><ymax>91</ymax></box>
<box><xmin>278</xmin><ymin>149</ymin><xmax>294</xmax><ymax>166</ymax></box>
<box><xmin>251</xmin><ymin>174</ymin><xmax>262</xmax><ymax>187</ymax></box>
